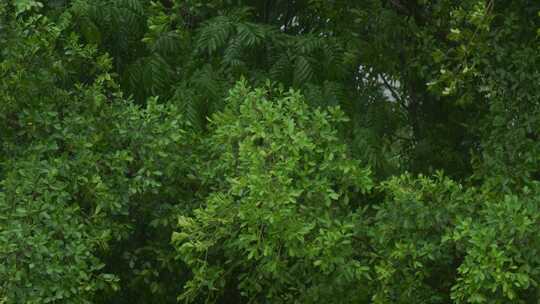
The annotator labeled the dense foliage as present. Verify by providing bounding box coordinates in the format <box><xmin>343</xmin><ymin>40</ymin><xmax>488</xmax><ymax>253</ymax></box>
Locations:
<box><xmin>1</xmin><ymin>0</ymin><xmax>539</xmax><ymax>303</ymax></box>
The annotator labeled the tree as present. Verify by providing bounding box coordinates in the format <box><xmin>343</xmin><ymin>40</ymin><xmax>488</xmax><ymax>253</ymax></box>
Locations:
<box><xmin>2</xmin><ymin>0</ymin><xmax>540</xmax><ymax>303</ymax></box>
<box><xmin>173</xmin><ymin>82</ymin><xmax>373</xmax><ymax>303</ymax></box>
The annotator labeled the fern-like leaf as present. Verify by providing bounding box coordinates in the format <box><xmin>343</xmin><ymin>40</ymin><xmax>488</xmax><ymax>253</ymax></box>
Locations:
<box><xmin>293</xmin><ymin>55</ymin><xmax>314</xmax><ymax>85</ymax></box>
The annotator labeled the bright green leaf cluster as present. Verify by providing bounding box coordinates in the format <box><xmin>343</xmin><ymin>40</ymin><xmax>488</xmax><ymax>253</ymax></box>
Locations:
<box><xmin>173</xmin><ymin>81</ymin><xmax>372</xmax><ymax>303</ymax></box>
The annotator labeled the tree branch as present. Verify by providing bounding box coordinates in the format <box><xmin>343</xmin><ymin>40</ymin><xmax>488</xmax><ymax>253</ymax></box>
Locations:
<box><xmin>380</xmin><ymin>73</ymin><xmax>408</xmax><ymax>110</ymax></box>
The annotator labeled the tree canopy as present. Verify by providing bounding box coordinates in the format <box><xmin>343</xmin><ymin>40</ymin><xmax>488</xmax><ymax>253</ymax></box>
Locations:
<box><xmin>1</xmin><ymin>0</ymin><xmax>539</xmax><ymax>303</ymax></box>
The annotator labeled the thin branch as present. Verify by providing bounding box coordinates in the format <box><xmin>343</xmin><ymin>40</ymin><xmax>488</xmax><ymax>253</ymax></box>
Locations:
<box><xmin>388</xmin><ymin>0</ymin><xmax>410</xmax><ymax>15</ymax></box>
<box><xmin>380</xmin><ymin>73</ymin><xmax>408</xmax><ymax>110</ymax></box>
